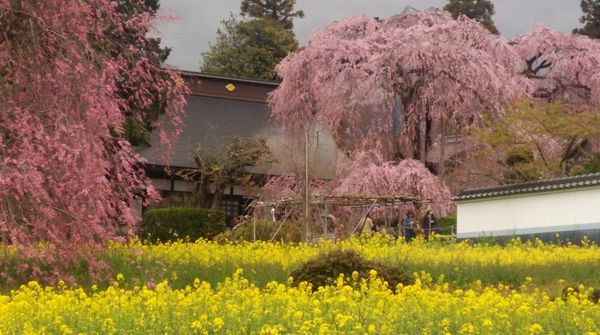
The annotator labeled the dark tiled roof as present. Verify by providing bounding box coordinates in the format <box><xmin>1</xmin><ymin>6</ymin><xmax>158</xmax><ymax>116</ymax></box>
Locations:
<box><xmin>178</xmin><ymin>70</ymin><xmax>280</xmax><ymax>87</ymax></box>
<box><xmin>136</xmin><ymin>95</ymin><xmax>341</xmax><ymax>179</ymax></box>
<box><xmin>454</xmin><ymin>173</ymin><xmax>600</xmax><ymax>201</ymax></box>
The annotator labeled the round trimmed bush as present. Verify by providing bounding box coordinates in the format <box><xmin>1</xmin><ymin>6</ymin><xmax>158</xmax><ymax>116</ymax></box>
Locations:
<box><xmin>290</xmin><ymin>249</ymin><xmax>413</xmax><ymax>290</ymax></box>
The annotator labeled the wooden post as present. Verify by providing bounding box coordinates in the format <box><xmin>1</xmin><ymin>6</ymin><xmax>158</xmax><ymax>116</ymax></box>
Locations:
<box><xmin>252</xmin><ymin>202</ymin><xmax>257</xmax><ymax>242</ymax></box>
<box><xmin>304</xmin><ymin>125</ymin><xmax>310</xmax><ymax>243</ymax></box>
<box><xmin>352</xmin><ymin>200</ymin><xmax>378</xmax><ymax>234</ymax></box>
<box><xmin>439</xmin><ymin>117</ymin><xmax>446</xmax><ymax>176</ymax></box>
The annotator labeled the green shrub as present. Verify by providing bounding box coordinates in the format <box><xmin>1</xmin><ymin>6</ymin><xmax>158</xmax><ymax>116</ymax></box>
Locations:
<box><xmin>572</xmin><ymin>153</ymin><xmax>600</xmax><ymax>175</ymax></box>
<box><xmin>562</xmin><ymin>285</ymin><xmax>600</xmax><ymax>304</ymax></box>
<box><xmin>438</xmin><ymin>216</ymin><xmax>456</xmax><ymax>235</ymax></box>
<box><xmin>141</xmin><ymin>207</ymin><xmax>226</xmax><ymax>242</ymax></box>
<box><xmin>216</xmin><ymin>219</ymin><xmax>304</xmax><ymax>243</ymax></box>
<box><xmin>290</xmin><ymin>249</ymin><xmax>413</xmax><ymax>291</ymax></box>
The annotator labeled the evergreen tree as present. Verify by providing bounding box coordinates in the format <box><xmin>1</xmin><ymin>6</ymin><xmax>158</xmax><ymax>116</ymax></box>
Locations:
<box><xmin>573</xmin><ymin>0</ymin><xmax>600</xmax><ymax>39</ymax></box>
<box><xmin>240</xmin><ymin>0</ymin><xmax>304</xmax><ymax>31</ymax></box>
<box><xmin>201</xmin><ymin>15</ymin><xmax>298</xmax><ymax>80</ymax></box>
<box><xmin>444</xmin><ymin>0</ymin><xmax>500</xmax><ymax>34</ymax></box>
<box><xmin>113</xmin><ymin>0</ymin><xmax>175</xmax><ymax>145</ymax></box>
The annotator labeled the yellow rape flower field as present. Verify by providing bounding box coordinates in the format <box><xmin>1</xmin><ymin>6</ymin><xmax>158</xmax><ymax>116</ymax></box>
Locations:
<box><xmin>1</xmin><ymin>235</ymin><xmax>600</xmax><ymax>334</ymax></box>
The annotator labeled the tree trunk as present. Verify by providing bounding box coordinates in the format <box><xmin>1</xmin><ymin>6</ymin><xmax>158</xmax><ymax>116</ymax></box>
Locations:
<box><xmin>211</xmin><ymin>187</ymin><xmax>224</xmax><ymax>211</ymax></box>
<box><xmin>418</xmin><ymin>111</ymin><xmax>432</xmax><ymax>164</ymax></box>
<box><xmin>439</xmin><ymin>117</ymin><xmax>446</xmax><ymax>176</ymax></box>
<box><xmin>196</xmin><ymin>174</ymin><xmax>210</xmax><ymax>207</ymax></box>
<box><xmin>419</xmin><ymin>126</ymin><xmax>427</xmax><ymax>164</ymax></box>
<box><xmin>419</xmin><ymin>141</ymin><xmax>426</xmax><ymax>163</ymax></box>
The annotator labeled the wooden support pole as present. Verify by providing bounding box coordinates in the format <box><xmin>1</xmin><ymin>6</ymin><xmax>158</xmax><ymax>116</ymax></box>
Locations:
<box><xmin>304</xmin><ymin>125</ymin><xmax>310</xmax><ymax>243</ymax></box>
<box><xmin>351</xmin><ymin>200</ymin><xmax>378</xmax><ymax>234</ymax></box>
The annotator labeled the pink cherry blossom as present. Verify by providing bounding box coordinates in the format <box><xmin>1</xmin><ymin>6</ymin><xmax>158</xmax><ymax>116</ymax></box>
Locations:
<box><xmin>0</xmin><ymin>0</ymin><xmax>186</xmax><ymax>282</ymax></box>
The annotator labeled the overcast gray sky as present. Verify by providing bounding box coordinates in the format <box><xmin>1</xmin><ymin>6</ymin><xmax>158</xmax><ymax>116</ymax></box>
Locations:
<box><xmin>156</xmin><ymin>0</ymin><xmax>583</xmax><ymax>71</ymax></box>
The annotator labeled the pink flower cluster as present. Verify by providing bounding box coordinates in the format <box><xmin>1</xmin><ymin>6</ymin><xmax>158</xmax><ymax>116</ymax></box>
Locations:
<box><xmin>0</xmin><ymin>0</ymin><xmax>186</xmax><ymax>280</ymax></box>
<box><xmin>268</xmin><ymin>9</ymin><xmax>600</xmax><ymax>210</ymax></box>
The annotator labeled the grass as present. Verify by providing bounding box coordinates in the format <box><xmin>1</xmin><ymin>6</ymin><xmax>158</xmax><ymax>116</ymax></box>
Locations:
<box><xmin>98</xmin><ymin>235</ymin><xmax>600</xmax><ymax>297</ymax></box>
<box><xmin>1</xmin><ymin>234</ymin><xmax>599</xmax><ymax>298</ymax></box>
<box><xmin>1</xmin><ymin>235</ymin><xmax>599</xmax><ymax>333</ymax></box>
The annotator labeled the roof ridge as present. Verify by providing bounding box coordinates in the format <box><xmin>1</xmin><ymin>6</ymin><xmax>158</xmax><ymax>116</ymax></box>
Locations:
<box><xmin>460</xmin><ymin>172</ymin><xmax>600</xmax><ymax>193</ymax></box>
<box><xmin>455</xmin><ymin>173</ymin><xmax>600</xmax><ymax>201</ymax></box>
<box><xmin>177</xmin><ymin>70</ymin><xmax>280</xmax><ymax>86</ymax></box>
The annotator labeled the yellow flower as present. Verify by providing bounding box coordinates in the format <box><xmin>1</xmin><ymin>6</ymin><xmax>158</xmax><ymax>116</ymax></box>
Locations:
<box><xmin>260</xmin><ymin>325</ymin><xmax>284</xmax><ymax>334</ymax></box>
<box><xmin>213</xmin><ymin>317</ymin><xmax>224</xmax><ymax>331</ymax></box>
<box><xmin>318</xmin><ymin>323</ymin><xmax>331</xmax><ymax>335</ymax></box>
<box><xmin>191</xmin><ymin>320</ymin><xmax>208</xmax><ymax>334</ymax></box>
<box><xmin>460</xmin><ymin>323</ymin><xmax>475</xmax><ymax>334</ymax></box>
<box><xmin>60</xmin><ymin>324</ymin><xmax>73</xmax><ymax>335</ymax></box>
<box><xmin>335</xmin><ymin>313</ymin><xmax>351</xmax><ymax>328</ymax></box>
<box><xmin>528</xmin><ymin>323</ymin><xmax>543</xmax><ymax>334</ymax></box>
<box><xmin>2</xmin><ymin>237</ymin><xmax>600</xmax><ymax>334</ymax></box>
<box><xmin>103</xmin><ymin>317</ymin><xmax>117</xmax><ymax>334</ymax></box>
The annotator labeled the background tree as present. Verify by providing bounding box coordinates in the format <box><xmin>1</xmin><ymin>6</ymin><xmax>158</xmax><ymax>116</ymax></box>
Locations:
<box><xmin>0</xmin><ymin>0</ymin><xmax>186</xmax><ymax>282</ymax></box>
<box><xmin>114</xmin><ymin>0</ymin><xmax>177</xmax><ymax>146</ymax></box>
<box><xmin>178</xmin><ymin>137</ymin><xmax>273</xmax><ymax>210</ymax></box>
<box><xmin>270</xmin><ymin>10</ymin><xmax>526</xmax><ymax>165</ymax></box>
<box><xmin>510</xmin><ymin>28</ymin><xmax>600</xmax><ymax>106</ymax></box>
<box><xmin>259</xmin><ymin>155</ymin><xmax>453</xmax><ymax>237</ymax></box>
<box><xmin>201</xmin><ymin>15</ymin><xmax>298</xmax><ymax>80</ymax></box>
<box><xmin>240</xmin><ymin>0</ymin><xmax>304</xmax><ymax>31</ymax></box>
<box><xmin>578</xmin><ymin>153</ymin><xmax>600</xmax><ymax>174</ymax></box>
<box><xmin>573</xmin><ymin>0</ymin><xmax>600</xmax><ymax>39</ymax></box>
<box><xmin>268</xmin><ymin>10</ymin><xmax>530</xmax><ymax>212</ymax></box>
<box><xmin>333</xmin><ymin>158</ymin><xmax>454</xmax><ymax>215</ymax></box>
<box><xmin>444</xmin><ymin>0</ymin><xmax>500</xmax><ymax>34</ymax></box>
<box><xmin>461</xmin><ymin>102</ymin><xmax>600</xmax><ymax>185</ymax></box>
<box><xmin>269</xmin><ymin>8</ymin><xmax>600</xmax><ymax>200</ymax></box>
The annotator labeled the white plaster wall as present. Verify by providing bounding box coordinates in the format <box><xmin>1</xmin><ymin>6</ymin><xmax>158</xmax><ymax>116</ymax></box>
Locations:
<box><xmin>457</xmin><ymin>187</ymin><xmax>600</xmax><ymax>238</ymax></box>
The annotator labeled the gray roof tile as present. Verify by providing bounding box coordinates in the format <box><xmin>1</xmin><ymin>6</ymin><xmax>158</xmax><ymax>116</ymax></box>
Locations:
<box><xmin>137</xmin><ymin>95</ymin><xmax>342</xmax><ymax>179</ymax></box>
<box><xmin>454</xmin><ymin>173</ymin><xmax>600</xmax><ymax>201</ymax></box>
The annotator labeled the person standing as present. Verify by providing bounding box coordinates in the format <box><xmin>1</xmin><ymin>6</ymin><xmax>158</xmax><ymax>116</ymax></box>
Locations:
<box><xmin>359</xmin><ymin>214</ymin><xmax>374</xmax><ymax>236</ymax></box>
<box><xmin>374</xmin><ymin>217</ymin><xmax>388</xmax><ymax>235</ymax></box>
<box><xmin>402</xmin><ymin>210</ymin><xmax>417</xmax><ymax>242</ymax></box>
<box><xmin>422</xmin><ymin>207</ymin><xmax>439</xmax><ymax>239</ymax></box>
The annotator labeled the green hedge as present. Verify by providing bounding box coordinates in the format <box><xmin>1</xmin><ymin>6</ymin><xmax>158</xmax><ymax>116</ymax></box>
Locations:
<box><xmin>141</xmin><ymin>207</ymin><xmax>227</xmax><ymax>242</ymax></box>
<box><xmin>438</xmin><ymin>216</ymin><xmax>457</xmax><ymax>235</ymax></box>
<box><xmin>215</xmin><ymin>219</ymin><xmax>304</xmax><ymax>243</ymax></box>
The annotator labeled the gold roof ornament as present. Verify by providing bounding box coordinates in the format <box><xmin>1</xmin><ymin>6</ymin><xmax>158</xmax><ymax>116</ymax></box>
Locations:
<box><xmin>225</xmin><ymin>83</ymin><xmax>236</xmax><ymax>92</ymax></box>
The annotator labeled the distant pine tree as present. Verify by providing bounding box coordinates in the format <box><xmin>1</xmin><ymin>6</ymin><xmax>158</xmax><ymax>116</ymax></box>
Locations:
<box><xmin>444</xmin><ymin>0</ymin><xmax>500</xmax><ymax>34</ymax></box>
<box><xmin>201</xmin><ymin>15</ymin><xmax>298</xmax><ymax>80</ymax></box>
<box><xmin>114</xmin><ymin>0</ymin><xmax>174</xmax><ymax>145</ymax></box>
<box><xmin>573</xmin><ymin>0</ymin><xmax>600</xmax><ymax>39</ymax></box>
<box><xmin>240</xmin><ymin>0</ymin><xmax>304</xmax><ymax>31</ymax></box>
